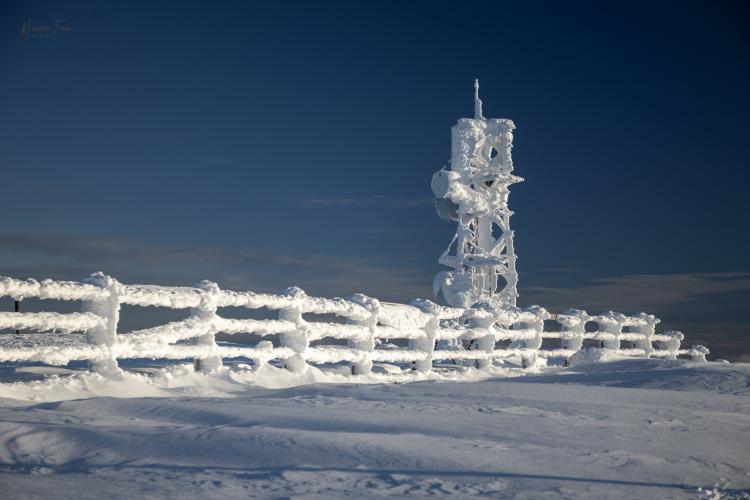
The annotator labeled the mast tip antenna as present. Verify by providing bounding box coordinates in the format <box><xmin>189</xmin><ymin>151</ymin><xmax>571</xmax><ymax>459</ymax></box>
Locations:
<box><xmin>473</xmin><ymin>79</ymin><xmax>484</xmax><ymax>119</ymax></box>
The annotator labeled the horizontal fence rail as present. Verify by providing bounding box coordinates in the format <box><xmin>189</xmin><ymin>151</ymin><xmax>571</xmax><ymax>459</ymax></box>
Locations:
<box><xmin>0</xmin><ymin>274</ymin><xmax>710</xmax><ymax>379</ymax></box>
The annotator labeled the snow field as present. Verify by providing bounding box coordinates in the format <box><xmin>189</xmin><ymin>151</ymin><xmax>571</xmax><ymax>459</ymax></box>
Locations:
<box><xmin>0</xmin><ymin>359</ymin><xmax>748</xmax><ymax>499</ymax></box>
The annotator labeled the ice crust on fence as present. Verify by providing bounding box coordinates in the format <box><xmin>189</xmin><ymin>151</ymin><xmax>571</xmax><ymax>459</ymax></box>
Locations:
<box><xmin>0</xmin><ymin>84</ymin><xmax>713</xmax><ymax>382</ymax></box>
<box><xmin>0</xmin><ymin>312</ymin><xmax>103</xmax><ymax>334</ymax></box>
<box><xmin>0</xmin><ymin>276</ymin><xmax>106</xmax><ymax>301</ymax></box>
<box><xmin>0</xmin><ymin>273</ymin><xmax>710</xmax><ymax>377</ymax></box>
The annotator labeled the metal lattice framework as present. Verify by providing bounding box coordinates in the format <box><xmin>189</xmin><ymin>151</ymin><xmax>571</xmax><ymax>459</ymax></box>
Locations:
<box><xmin>432</xmin><ymin>80</ymin><xmax>521</xmax><ymax>308</ymax></box>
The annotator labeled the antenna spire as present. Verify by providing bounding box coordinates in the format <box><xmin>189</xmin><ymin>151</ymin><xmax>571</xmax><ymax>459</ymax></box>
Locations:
<box><xmin>474</xmin><ymin>79</ymin><xmax>483</xmax><ymax>119</ymax></box>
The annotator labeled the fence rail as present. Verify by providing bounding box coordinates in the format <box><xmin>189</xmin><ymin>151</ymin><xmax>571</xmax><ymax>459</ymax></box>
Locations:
<box><xmin>0</xmin><ymin>274</ymin><xmax>710</xmax><ymax>378</ymax></box>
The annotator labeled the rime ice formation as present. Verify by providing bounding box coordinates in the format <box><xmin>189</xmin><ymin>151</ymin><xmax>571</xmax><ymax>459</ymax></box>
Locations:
<box><xmin>0</xmin><ymin>273</ymin><xmax>709</xmax><ymax>374</ymax></box>
<box><xmin>0</xmin><ymin>82</ymin><xmax>712</xmax><ymax>382</ymax></box>
<box><xmin>432</xmin><ymin>80</ymin><xmax>521</xmax><ymax>308</ymax></box>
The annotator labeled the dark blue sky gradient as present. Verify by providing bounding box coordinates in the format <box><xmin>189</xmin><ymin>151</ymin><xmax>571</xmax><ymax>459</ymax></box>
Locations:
<box><xmin>1</xmin><ymin>1</ymin><xmax>748</xmax><ymax>359</ymax></box>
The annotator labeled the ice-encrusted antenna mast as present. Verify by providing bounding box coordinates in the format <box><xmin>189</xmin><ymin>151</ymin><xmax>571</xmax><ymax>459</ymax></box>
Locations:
<box><xmin>473</xmin><ymin>78</ymin><xmax>483</xmax><ymax>119</ymax></box>
<box><xmin>431</xmin><ymin>80</ymin><xmax>522</xmax><ymax>308</ymax></box>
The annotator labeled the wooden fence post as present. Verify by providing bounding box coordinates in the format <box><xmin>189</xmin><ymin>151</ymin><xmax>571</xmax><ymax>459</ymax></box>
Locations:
<box><xmin>520</xmin><ymin>306</ymin><xmax>548</xmax><ymax>369</ymax></box>
<box><xmin>410</xmin><ymin>299</ymin><xmax>440</xmax><ymax>373</ymax></box>
<box><xmin>81</xmin><ymin>272</ymin><xmax>122</xmax><ymax>378</ymax></box>
<box><xmin>348</xmin><ymin>294</ymin><xmax>379</xmax><ymax>375</ymax></box>
<box><xmin>557</xmin><ymin>309</ymin><xmax>587</xmax><ymax>366</ymax></box>
<box><xmin>279</xmin><ymin>287</ymin><xmax>309</xmax><ymax>373</ymax></box>
<box><xmin>690</xmin><ymin>345</ymin><xmax>709</xmax><ymax>362</ymax></box>
<box><xmin>462</xmin><ymin>304</ymin><xmax>497</xmax><ymax>369</ymax></box>
<box><xmin>192</xmin><ymin>280</ymin><xmax>222</xmax><ymax>374</ymax></box>
<box><xmin>661</xmin><ymin>331</ymin><xmax>683</xmax><ymax>359</ymax></box>
<box><xmin>596</xmin><ymin>312</ymin><xmax>626</xmax><ymax>352</ymax></box>
<box><xmin>14</xmin><ymin>299</ymin><xmax>20</xmax><ymax>334</ymax></box>
<box><xmin>632</xmin><ymin>313</ymin><xmax>659</xmax><ymax>358</ymax></box>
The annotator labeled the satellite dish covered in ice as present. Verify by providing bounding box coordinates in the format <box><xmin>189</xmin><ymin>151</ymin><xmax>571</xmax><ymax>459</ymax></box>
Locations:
<box><xmin>435</xmin><ymin>197</ymin><xmax>459</xmax><ymax>222</ymax></box>
<box><xmin>431</xmin><ymin>169</ymin><xmax>459</xmax><ymax>221</ymax></box>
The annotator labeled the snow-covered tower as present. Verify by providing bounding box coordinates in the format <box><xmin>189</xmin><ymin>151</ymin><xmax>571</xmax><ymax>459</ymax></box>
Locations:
<box><xmin>431</xmin><ymin>80</ymin><xmax>522</xmax><ymax>308</ymax></box>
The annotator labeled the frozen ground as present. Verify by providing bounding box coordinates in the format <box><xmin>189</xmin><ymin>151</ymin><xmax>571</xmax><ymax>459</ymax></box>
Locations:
<box><xmin>0</xmin><ymin>359</ymin><xmax>749</xmax><ymax>499</ymax></box>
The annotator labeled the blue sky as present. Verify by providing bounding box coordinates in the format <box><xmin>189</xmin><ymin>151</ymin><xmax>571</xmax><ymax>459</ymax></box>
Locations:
<box><xmin>0</xmin><ymin>1</ymin><xmax>748</xmax><ymax>360</ymax></box>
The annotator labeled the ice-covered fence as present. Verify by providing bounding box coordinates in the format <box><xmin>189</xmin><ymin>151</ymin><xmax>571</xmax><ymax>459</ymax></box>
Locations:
<box><xmin>0</xmin><ymin>274</ymin><xmax>709</xmax><ymax>379</ymax></box>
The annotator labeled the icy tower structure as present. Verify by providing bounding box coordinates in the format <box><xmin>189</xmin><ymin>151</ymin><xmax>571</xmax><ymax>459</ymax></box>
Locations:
<box><xmin>432</xmin><ymin>80</ymin><xmax>522</xmax><ymax>308</ymax></box>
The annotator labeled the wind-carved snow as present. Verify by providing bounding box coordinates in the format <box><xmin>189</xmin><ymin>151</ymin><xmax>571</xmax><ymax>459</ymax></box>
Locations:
<box><xmin>0</xmin><ymin>359</ymin><xmax>748</xmax><ymax>499</ymax></box>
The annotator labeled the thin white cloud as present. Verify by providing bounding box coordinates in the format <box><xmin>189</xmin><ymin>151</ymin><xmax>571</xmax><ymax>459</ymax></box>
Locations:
<box><xmin>301</xmin><ymin>195</ymin><xmax>433</xmax><ymax>208</ymax></box>
<box><xmin>0</xmin><ymin>233</ymin><xmax>434</xmax><ymax>302</ymax></box>
<box><xmin>522</xmin><ymin>272</ymin><xmax>750</xmax><ymax>313</ymax></box>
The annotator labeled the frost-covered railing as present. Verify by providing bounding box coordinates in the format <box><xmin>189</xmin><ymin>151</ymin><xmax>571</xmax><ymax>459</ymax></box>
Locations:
<box><xmin>0</xmin><ymin>274</ymin><xmax>709</xmax><ymax>378</ymax></box>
